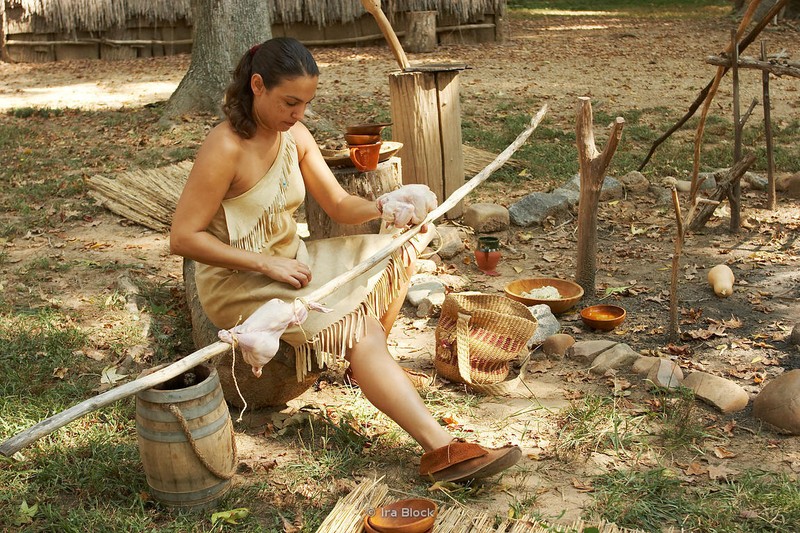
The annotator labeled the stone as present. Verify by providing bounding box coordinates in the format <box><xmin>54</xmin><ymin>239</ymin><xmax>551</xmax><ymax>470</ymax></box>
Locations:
<box><xmin>696</xmin><ymin>172</ymin><xmax>718</xmax><ymax>190</ymax></box>
<box><xmin>742</xmin><ymin>171</ymin><xmax>768</xmax><ymax>191</ymax></box>
<box><xmin>562</xmin><ymin>173</ymin><xmax>624</xmax><ymax>201</ymax></box>
<box><xmin>526</xmin><ymin>304</ymin><xmax>560</xmax><ymax>346</ymax></box>
<box><xmin>415</xmin><ymin>258</ymin><xmax>437</xmax><ymax>274</ymax></box>
<box><xmin>406</xmin><ymin>280</ymin><xmax>446</xmax><ymax>306</ymax></box>
<box><xmin>416</xmin><ymin>290</ymin><xmax>446</xmax><ymax>317</ymax></box>
<box><xmin>777</xmin><ymin>173</ymin><xmax>800</xmax><ymax>199</ymax></box>
<box><xmin>463</xmin><ymin>203</ymin><xmax>510</xmax><ymax>233</ymax></box>
<box><xmin>682</xmin><ymin>371</ymin><xmax>749</xmax><ymax>413</ymax></box>
<box><xmin>431</xmin><ymin>225</ymin><xmax>465</xmax><ymax>259</ymax></box>
<box><xmin>589</xmin><ymin>343</ymin><xmax>640</xmax><ymax>375</ymax></box>
<box><xmin>752</xmin><ymin>369</ymin><xmax>800</xmax><ymax>435</ymax></box>
<box><xmin>567</xmin><ymin>340</ymin><xmax>618</xmax><ymax>364</ymax></box>
<box><xmin>619</xmin><ymin>171</ymin><xmax>651</xmax><ymax>195</ymax></box>
<box><xmin>541</xmin><ymin>334</ymin><xmax>575</xmax><ymax>358</ymax></box>
<box><xmin>631</xmin><ymin>356</ymin><xmax>660</xmax><ymax>376</ymax></box>
<box><xmin>789</xmin><ymin>323</ymin><xmax>800</xmax><ymax>346</ymax></box>
<box><xmin>646</xmin><ymin>358</ymin><xmax>684</xmax><ymax>389</ymax></box>
<box><xmin>550</xmin><ymin>187</ymin><xmax>579</xmax><ymax>209</ymax></box>
<box><xmin>508</xmin><ymin>192</ymin><xmax>570</xmax><ymax>227</ymax></box>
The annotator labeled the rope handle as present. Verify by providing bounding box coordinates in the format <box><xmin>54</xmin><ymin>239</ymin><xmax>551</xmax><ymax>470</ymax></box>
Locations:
<box><xmin>167</xmin><ymin>404</ymin><xmax>237</xmax><ymax>480</ymax></box>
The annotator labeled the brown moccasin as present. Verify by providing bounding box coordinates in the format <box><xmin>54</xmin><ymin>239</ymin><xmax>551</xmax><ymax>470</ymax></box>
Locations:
<box><xmin>419</xmin><ymin>438</ymin><xmax>521</xmax><ymax>483</ymax></box>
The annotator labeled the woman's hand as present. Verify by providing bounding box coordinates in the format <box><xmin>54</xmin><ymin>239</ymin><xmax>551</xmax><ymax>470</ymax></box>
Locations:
<box><xmin>377</xmin><ymin>184</ymin><xmax>438</xmax><ymax>228</ymax></box>
<box><xmin>262</xmin><ymin>256</ymin><xmax>312</xmax><ymax>288</ymax></box>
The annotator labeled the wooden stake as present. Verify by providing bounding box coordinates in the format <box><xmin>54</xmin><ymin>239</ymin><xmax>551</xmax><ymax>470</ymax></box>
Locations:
<box><xmin>0</xmin><ymin>105</ymin><xmax>548</xmax><ymax>458</ymax></box>
<box><xmin>762</xmin><ymin>40</ymin><xmax>777</xmax><ymax>210</ymax></box>
<box><xmin>730</xmin><ymin>29</ymin><xmax>742</xmax><ymax>233</ymax></box>
<box><xmin>668</xmin><ymin>188</ymin><xmax>683</xmax><ymax>343</ymax></box>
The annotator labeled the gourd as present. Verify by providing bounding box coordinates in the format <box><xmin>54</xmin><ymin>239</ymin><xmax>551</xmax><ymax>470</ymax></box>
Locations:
<box><xmin>707</xmin><ymin>264</ymin><xmax>734</xmax><ymax>297</ymax></box>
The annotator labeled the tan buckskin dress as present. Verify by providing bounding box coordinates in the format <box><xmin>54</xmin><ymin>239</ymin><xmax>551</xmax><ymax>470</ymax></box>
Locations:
<box><xmin>195</xmin><ymin>131</ymin><xmax>431</xmax><ymax>381</ymax></box>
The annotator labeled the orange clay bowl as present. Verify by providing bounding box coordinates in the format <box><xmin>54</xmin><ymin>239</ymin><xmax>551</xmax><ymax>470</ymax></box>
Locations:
<box><xmin>504</xmin><ymin>277</ymin><xmax>584</xmax><ymax>314</ymax></box>
<box><xmin>346</xmin><ymin>122</ymin><xmax>392</xmax><ymax>135</ymax></box>
<box><xmin>345</xmin><ymin>133</ymin><xmax>382</xmax><ymax>145</ymax></box>
<box><xmin>580</xmin><ymin>304</ymin><xmax>626</xmax><ymax>331</ymax></box>
<box><xmin>367</xmin><ymin>498</ymin><xmax>437</xmax><ymax>533</ymax></box>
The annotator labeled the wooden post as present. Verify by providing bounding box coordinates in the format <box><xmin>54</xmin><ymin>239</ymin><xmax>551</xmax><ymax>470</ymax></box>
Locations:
<box><xmin>574</xmin><ymin>97</ymin><xmax>625</xmax><ymax>296</ymax></box>
<box><xmin>404</xmin><ymin>11</ymin><xmax>437</xmax><ymax>53</ymax></box>
<box><xmin>389</xmin><ymin>65</ymin><xmax>467</xmax><ymax>218</ymax></box>
<box><xmin>730</xmin><ymin>29</ymin><xmax>742</xmax><ymax>233</ymax></box>
<box><xmin>761</xmin><ymin>40</ymin><xmax>777</xmax><ymax>210</ymax></box>
<box><xmin>305</xmin><ymin>157</ymin><xmax>402</xmax><ymax>240</ymax></box>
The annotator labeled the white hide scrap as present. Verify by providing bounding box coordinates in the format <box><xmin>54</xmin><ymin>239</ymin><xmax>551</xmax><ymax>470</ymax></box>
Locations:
<box><xmin>378</xmin><ymin>184</ymin><xmax>438</xmax><ymax>227</ymax></box>
<box><xmin>218</xmin><ymin>298</ymin><xmax>331</xmax><ymax>377</ymax></box>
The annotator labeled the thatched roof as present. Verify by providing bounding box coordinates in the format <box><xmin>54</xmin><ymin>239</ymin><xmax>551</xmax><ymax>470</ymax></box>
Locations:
<box><xmin>8</xmin><ymin>0</ymin><xmax>504</xmax><ymax>33</ymax></box>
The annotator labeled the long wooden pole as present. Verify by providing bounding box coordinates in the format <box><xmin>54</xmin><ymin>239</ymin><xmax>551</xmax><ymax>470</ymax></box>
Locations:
<box><xmin>0</xmin><ymin>105</ymin><xmax>548</xmax><ymax>458</ymax></box>
<box><xmin>761</xmin><ymin>41</ymin><xmax>777</xmax><ymax>210</ymax></box>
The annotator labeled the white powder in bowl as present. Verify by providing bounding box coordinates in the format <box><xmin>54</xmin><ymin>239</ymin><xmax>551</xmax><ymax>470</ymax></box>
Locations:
<box><xmin>521</xmin><ymin>285</ymin><xmax>561</xmax><ymax>300</ymax></box>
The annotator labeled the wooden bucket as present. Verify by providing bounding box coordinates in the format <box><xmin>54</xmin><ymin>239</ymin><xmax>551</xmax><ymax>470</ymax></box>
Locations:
<box><xmin>135</xmin><ymin>365</ymin><xmax>236</xmax><ymax>509</ymax></box>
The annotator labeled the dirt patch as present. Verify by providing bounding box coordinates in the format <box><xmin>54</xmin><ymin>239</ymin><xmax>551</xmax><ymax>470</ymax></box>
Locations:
<box><xmin>2</xmin><ymin>11</ymin><xmax>799</xmax><ymax>529</ymax></box>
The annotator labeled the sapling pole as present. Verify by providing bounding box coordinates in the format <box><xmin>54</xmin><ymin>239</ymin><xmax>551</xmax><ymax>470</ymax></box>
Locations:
<box><xmin>0</xmin><ymin>105</ymin><xmax>549</xmax><ymax>458</ymax></box>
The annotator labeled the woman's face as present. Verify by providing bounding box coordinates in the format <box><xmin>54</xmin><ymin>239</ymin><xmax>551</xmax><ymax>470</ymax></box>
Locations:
<box><xmin>251</xmin><ymin>74</ymin><xmax>318</xmax><ymax>132</ymax></box>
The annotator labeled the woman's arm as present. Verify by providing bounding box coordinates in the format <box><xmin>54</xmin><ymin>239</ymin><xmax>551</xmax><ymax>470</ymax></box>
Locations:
<box><xmin>293</xmin><ymin>123</ymin><xmax>383</xmax><ymax>225</ymax></box>
<box><xmin>170</xmin><ymin>126</ymin><xmax>311</xmax><ymax>288</ymax></box>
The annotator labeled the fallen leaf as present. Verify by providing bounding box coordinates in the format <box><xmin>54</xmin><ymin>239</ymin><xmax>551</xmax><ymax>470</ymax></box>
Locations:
<box><xmin>52</xmin><ymin>367</ymin><xmax>68</xmax><ymax>379</ymax></box>
<box><xmin>684</xmin><ymin>462</ymin><xmax>708</xmax><ymax>476</ymax></box>
<box><xmin>210</xmin><ymin>508</ymin><xmax>250</xmax><ymax>526</ymax></box>
<box><xmin>572</xmin><ymin>478</ymin><xmax>594</xmax><ymax>492</ymax></box>
<box><xmin>713</xmin><ymin>446</ymin><xmax>737</xmax><ymax>459</ymax></box>
<box><xmin>100</xmin><ymin>366</ymin><xmax>128</xmax><ymax>385</ymax></box>
<box><xmin>707</xmin><ymin>464</ymin><xmax>739</xmax><ymax>481</ymax></box>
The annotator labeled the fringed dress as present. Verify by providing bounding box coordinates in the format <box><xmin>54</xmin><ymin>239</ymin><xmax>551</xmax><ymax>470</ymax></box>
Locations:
<box><xmin>194</xmin><ymin>131</ymin><xmax>430</xmax><ymax>381</ymax></box>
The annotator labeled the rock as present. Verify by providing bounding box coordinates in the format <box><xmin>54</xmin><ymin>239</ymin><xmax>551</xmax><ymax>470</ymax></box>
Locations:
<box><xmin>789</xmin><ymin>323</ymin><xmax>800</xmax><ymax>346</ymax></box>
<box><xmin>619</xmin><ymin>171</ymin><xmax>650</xmax><ymax>195</ymax></box>
<box><xmin>526</xmin><ymin>304</ymin><xmax>560</xmax><ymax>346</ymax></box>
<box><xmin>431</xmin><ymin>225</ymin><xmax>465</xmax><ymax>259</ymax></box>
<box><xmin>416</xmin><ymin>290</ymin><xmax>446</xmax><ymax>317</ymax></box>
<box><xmin>777</xmin><ymin>173</ymin><xmax>800</xmax><ymax>199</ymax></box>
<box><xmin>673</xmin><ymin>180</ymin><xmax>692</xmax><ymax>193</ymax></box>
<box><xmin>646</xmin><ymin>359</ymin><xmax>684</xmax><ymax>389</ymax></box>
<box><xmin>508</xmin><ymin>192</ymin><xmax>570</xmax><ymax>227</ymax></box>
<box><xmin>632</xmin><ymin>356</ymin><xmax>660</xmax><ymax>376</ymax></box>
<box><xmin>562</xmin><ymin>174</ymin><xmax>624</xmax><ymax>201</ymax></box>
<box><xmin>682</xmin><ymin>371</ymin><xmax>749</xmax><ymax>414</ymax></box>
<box><xmin>589</xmin><ymin>343</ymin><xmax>640</xmax><ymax>375</ymax></box>
<box><xmin>415</xmin><ymin>258</ymin><xmax>437</xmax><ymax>274</ymax></box>
<box><xmin>463</xmin><ymin>203</ymin><xmax>510</xmax><ymax>233</ymax></box>
<box><xmin>550</xmin><ymin>187</ymin><xmax>579</xmax><ymax>210</ymax></box>
<box><xmin>406</xmin><ymin>280</ymin><xmax>446</xmax><ymax>306</ymax></box>
<box><xmin>742</xmin><ymin>171</ymin><xmax>768</xmax><ymax>191</ymax></box>
<box><xmin>541</xmin><ymin>334</ymin><xmax>575</xmax><ymax>358</ymax></box>
<box><xmin>696</xmin><ymin>172</ymin><xmax>718</xmax><ymax>190</ymax></box>
<box><xmin>752</xmin><ymin>369</ymin><xmax>800</xmax><ymax>434</ymax></box>
<box><xmin>567</xmin><ymin>340</ymin><xmax>618</xmax><ymax>364</ymax></box>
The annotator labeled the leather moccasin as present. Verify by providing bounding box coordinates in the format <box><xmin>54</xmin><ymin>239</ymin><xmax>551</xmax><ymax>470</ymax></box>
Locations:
<box><xmin>419</xmin><ymin>439</ymin><xmax>521</xmax><ymax>483</ymax></box>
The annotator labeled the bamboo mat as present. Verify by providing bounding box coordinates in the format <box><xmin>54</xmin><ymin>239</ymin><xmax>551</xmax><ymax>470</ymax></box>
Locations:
<box><xmin>317</xmin><ymin>479</ymin><xmax>643</xmax><ymax>533</ymax></box>
<box><xmin>86</xmin><ymin>146</ymin><xmax>522</xmax><ymax>232</ymax></box>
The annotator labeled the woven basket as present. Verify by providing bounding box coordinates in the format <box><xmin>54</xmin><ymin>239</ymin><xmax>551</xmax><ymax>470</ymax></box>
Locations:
<box><xmin>434</xmin><ymin>293</ymin><xmax>537</xmax><ymax>393</ymax></box>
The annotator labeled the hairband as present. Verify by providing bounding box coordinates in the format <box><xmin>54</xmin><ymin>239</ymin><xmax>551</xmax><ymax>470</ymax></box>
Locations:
<box><xmin>249</xmin><ymin>44</ymin><xmax>260</xmax><ymax>57</ymax></box>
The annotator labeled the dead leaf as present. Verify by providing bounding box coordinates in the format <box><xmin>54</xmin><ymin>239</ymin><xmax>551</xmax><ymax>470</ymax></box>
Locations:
<box><xmin>707</xmin><ymin>464</ymin><xmax>739</xmax><ymax>481</ymax></box>
<box><xmin>713</xmin><ymin>446</ymin><xmax>737</xmax><ymax>459</ymax></box>
<box><xmin>684</xmin><ymin>462</ymin><xmax>708</xmax><ymax>476</ymax></box>
<box><xmin>52</xmin><ymin>367</ymin><xmax>68</xmax><ymax>379</ymax></box>
<box><xmin>100</xmin><ymin>365</ymin><xmax>128</xmax><ymax>385</ymax></box>
<box><xmin>572</xmin><ymin>478</ymin><xmax>594</xmax><ymax>492</ymax></box>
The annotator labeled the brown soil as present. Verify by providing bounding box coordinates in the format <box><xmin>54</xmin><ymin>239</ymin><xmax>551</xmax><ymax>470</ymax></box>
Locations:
<box><xmin>2</xmin><ymin>11</ymin><xmax>799</xmax><ymax>530</ymax></box>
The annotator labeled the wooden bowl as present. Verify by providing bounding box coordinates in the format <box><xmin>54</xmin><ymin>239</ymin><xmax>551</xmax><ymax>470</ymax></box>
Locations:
<box><xmin>504</xmin><ymin>277</ymin><xmax>584</xmax><ymax>314</ymax></box>
<box><xmin>345</xmin><ymin>133</ymin><xmax>381</xmax><ymax>145</ymax></box>
<box><xmin>346</xmin><ymin>122</ymin><xmax>391</xmax><ymax>135</ymax></box>
<box><xmin>580</xmin><ymin>304</ymin><xmax>626</xmax><ymax>331</ymax></box>
<box><xmin>367</xmin><ymin>498</ymin><xmax>437</xmax><ymax>533</ymax></box>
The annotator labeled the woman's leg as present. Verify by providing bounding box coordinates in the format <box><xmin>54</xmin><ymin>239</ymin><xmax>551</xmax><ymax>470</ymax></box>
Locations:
<box><xmin>346</xmin><ymin>317</ymin><xmax>452</xmax><ymax>452</ymax></box>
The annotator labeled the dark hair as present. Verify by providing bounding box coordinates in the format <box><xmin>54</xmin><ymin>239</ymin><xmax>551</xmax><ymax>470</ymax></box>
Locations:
<box><xmin>223</xmin><ymin>37</ymin><xmax>319</xmax><ymax>139</ymax></box>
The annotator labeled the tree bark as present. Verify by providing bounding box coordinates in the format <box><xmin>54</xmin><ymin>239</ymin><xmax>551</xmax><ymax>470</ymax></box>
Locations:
<box><xmin>162</xmin><ymin>0</ymin><xmax>271</xmax><ymax>121</ymax></box>
<box><xmin>1</xmin><ymin>2</ymin><xmax>12</xmax><ymax>63</ymax></box>
<box><xmin>574</xmin><ymin>97</ymin><xmax>625</xmax><ymax>296</ymax></box>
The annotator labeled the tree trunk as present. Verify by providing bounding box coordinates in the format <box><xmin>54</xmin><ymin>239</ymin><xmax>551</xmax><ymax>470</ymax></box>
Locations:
<box><xmin>574</xmin><ymin>98</ymin><xmax>625</xmax><ymax>296</ymax></box>
<box><xmin>1</xmin><ymin>2</ymin><xmax>12</xmax><ymax>63</ymax></box>
<box><xmin>162</xmin><ymin>0</ymin><xmax>271</xmax><ymax>120</ymax></box>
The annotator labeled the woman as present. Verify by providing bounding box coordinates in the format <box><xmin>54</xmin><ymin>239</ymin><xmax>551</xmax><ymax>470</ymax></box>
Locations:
<box><xmin>170</xmin><ymin>37</ymin><xmax>520</xmax><ymax>483</ymax></box>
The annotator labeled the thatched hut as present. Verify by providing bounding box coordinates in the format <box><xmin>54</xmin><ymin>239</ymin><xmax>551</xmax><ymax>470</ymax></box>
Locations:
<box><xmin>3</xmin><ymin>0</ymin><xmax>506</xmax><ymax>62</ymax></box>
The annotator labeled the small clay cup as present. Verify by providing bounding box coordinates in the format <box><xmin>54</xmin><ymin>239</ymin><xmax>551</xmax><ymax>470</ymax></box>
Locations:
<box><xmin>345</xmin><ymin>133</ymin><xmax>381</xmax><ymax>145</ymax></box>
<box><xmin>349</xmin><ymin>141</ymin><xmax>382</xmax><ymax>172</ymax></box>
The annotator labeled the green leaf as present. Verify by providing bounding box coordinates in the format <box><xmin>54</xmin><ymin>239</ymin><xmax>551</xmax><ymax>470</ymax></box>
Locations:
<box><xmin>12</xmin><ymin>500</ymin><xmax>38</xmax><ymax>526</ymax></box>
<box><xmin>210</xmin><ymin>507</ymin><xmax>250</xmax><ymax>525</ymax></box>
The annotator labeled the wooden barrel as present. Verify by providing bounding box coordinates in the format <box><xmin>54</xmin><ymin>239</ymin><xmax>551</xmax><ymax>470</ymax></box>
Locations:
<box><xmin>135</xmin><ymin>365</ymin><xmax>236</xmax><ymax>509</ymax></box>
